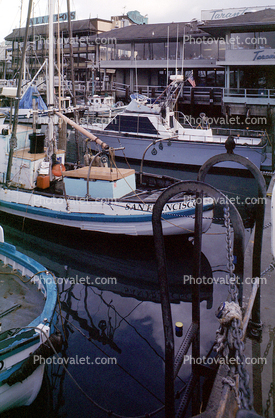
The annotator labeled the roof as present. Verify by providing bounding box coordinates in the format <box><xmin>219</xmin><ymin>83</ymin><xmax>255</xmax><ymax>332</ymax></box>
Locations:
<box><xmin>90</xmin><ymin>21</ymin><xmax>209</xmax><ymax>43</ymax></box>
<box><xmin>5</xmin><ymin>18</ymin><xmax>103</xmax><ymax>41</ymax></box>
<box><xmin>200</xmin><ymin>8</ymin><xmax>275</xmax><ymax>37</ymax></box>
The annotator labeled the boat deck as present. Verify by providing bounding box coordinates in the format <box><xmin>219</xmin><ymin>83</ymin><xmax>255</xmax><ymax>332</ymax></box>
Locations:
<box><xmin>62</xmin><ymin>166</ymin><xmax>135</xmax><ymax>181</ymax></box>
<box><xmin>0</xmin><ymin>262</ymin><xmax>45</xmax><ymax>332</ymax></box>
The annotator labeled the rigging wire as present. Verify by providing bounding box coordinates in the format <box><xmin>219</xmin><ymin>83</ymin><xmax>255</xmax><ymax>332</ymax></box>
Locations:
<box><xmin>58</xmin><ymin>314</ymin><xmax>164</xmax><ymax>405</ymax></box>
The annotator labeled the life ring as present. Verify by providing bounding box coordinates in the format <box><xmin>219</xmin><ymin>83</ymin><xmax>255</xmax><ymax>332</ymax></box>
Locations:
<box><xmin>52</xmin><ymin>163</ymin><xmax>66</xmax><ymax>177</ymax></box>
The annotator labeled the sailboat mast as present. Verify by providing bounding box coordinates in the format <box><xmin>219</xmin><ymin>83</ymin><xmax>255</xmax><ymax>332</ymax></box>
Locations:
<box><xmin>47</xmin><ymin>0</ymin><xmax>55</xmax><ymax>160</ymax></box>
<box><xmin>48</xmin><ymin>0</ymin><xmax>54</xmax><ymax>107</ymax></box>
<box><xmin>6</xmin><ymin>0</ymin><xmax>33</xmax><ymax>184</ymax></box>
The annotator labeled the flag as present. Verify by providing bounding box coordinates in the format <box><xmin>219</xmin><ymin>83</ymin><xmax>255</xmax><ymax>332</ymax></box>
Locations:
<box><xmin>187</xmin><ymin>71</ymin><xmax>196</xmax><ymax>87</ymax></box>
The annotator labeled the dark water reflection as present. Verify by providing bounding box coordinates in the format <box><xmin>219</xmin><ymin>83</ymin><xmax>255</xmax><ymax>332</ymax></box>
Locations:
<box><xmin>0</xmin><ymin>165</ymin><xmax>258</xmax><ymax>418</ymax></box>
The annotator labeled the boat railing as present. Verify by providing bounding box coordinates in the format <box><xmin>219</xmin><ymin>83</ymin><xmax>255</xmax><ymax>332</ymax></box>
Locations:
<box><xmin>0</xmin><ymin>79</ymin><xmax>17</xmax><ymax>87</ymax></box>
<box><xmin>181</xmin><ymin>133</ymin><xmax>264</xmax><ymax>146</ymax></box>
<box><xmin>174</xmin><ymin>110</ymin><xmax>194</xmax><ymax>128</ymax></box>
<box><xmin>139</xmin><ymin>136</ymin><xmax>179</xmax><ymax>183</ymax></box>
<box><xmin>174</xmin><ymin>110</ymin><xmax>267</xmax><ymax>145</ymax></box>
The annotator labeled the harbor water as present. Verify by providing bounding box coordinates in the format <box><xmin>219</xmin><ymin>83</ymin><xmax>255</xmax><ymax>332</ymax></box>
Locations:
<box><xmin>0</xmin><ymin>163</ymin><xmax>267</xmax><ymax>418</ymax></box>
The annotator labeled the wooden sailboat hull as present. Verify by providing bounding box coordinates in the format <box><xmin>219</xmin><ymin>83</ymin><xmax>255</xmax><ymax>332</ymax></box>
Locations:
<box><xmin>0</xmin><ymin>188</ymin><xmax>213</xmax><ymax>236</ymax></box>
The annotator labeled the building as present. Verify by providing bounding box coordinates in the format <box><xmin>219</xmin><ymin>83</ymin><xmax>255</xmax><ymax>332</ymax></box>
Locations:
<box><xmin>89</xmin><ymin>8</ymin><xmax>275</xmax><ymax>118</ymax></box>
<box><xmin>4</xmin><ymin>7</ymin><xmax>275</xmax><ymax>120</ymax></box>
<box><xmin>200</xmin><ymin>8</ymin><xmax>275</xmax><ymax>116</ymax></box>
<box><xmin>5</xmin><ymin>17</ymin><xmax>111</xmax><ymax>82</ymax></box>
<box><xmin>4</xmin><ymin>10</ymin><xmax>148</xmax><ymax>86</ymax></box>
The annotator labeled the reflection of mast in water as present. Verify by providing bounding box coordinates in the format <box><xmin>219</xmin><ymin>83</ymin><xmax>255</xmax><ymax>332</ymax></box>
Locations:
<box><xmin>46</xmin><ymin>282</ymin><xmax>123</xmax><ymax>417</ymax></box>
<box><xmin>60</xmin><ymin>282</ymin><xmax>122</xmax><ymax>353</ymax></box>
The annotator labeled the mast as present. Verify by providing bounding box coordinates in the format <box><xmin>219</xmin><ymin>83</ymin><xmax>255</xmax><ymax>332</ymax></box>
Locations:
<box><xmin>6</xmin><ymin>0</ymin><xmax>33</xmax><ymax>184</ymax></box>
<box><xmin>67</xmin><ymin>0</ymin><xmax>80</xmax><ymax>163</ymax></box>
<box><xmin>48</xmin><ymin>0</ymin><xmax>54</xmax><ymax>107</ymax></box>
<box><xmin>47</xmin><ymin>0</ymin><xmax>55</xmax><ymax>162</ymax></box>
<box><xmin>66</xmin><ymin>0</ymin><xmax>76</xmax><ymax>107</ymax></box>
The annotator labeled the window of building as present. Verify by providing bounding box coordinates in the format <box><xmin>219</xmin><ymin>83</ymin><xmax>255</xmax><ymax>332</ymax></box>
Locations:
<box><xmin>134</xmin><ymin>43</ymin><xmax>154</xmax><ymax>60</ymax></box>
<box><xmin>258</xmin><ymin>32</ymin><xmax>275</xmax><ymax>49</ymax></box>
<box><xmin>230</xmin><ymin>32</ymin><xmax>269</xmax><ymax>50</ymax></box>
<box><xmin>116</xmin><ymin>43</ymin><xmax>131</xmax><ymax>60</ymax></box>
<box><xmin>184</xmin><ymin>42</ymin><xmax>201</xmax><ymax>60</ymax></box>
<box><xmin>201</xmin><ymin>42</ymin><xmax>218</xmax><ymax>60</ymax></box>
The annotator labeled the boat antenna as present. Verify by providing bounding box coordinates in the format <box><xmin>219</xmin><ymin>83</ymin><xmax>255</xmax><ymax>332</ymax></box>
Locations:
<box><xmin>182</xmin><ymin>23</ymin><xmax>191</xmax><ymax>77</ymax></box>
<box><xmin>6</xmin><ymin>0</ymin><xmax>33</xmax><ymax>184</ymax></box>
<box><xmin>166</xmin><ymin>26</ymin><xmax>169</xmax><ymax>86</ymax></box>
<box><xmin>135</xmin><ymin>54</ymin><xmax>138</xmax><ymax>93</ymax></box>
<box><xmin>175</xmin><ymin>23</ymin><xmax>179</xmax><ymax>76</ymax></box>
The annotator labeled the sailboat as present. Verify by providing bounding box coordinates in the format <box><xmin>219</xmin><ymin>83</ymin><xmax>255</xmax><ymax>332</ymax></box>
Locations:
<box><xmin>0</xmin><ymin>1</ymin><xmax>214</xmax><ymax>237</ymax></box>
<box><xmin>0</xmin><ymin>225</ymin><xmax>58</xmax><ymax>413</ymax></box>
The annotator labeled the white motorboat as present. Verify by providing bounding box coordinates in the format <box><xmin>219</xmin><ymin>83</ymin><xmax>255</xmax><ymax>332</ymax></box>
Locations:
<box><xmin>82</xmin><ymin>78</ymin><xmax>267</xmax><ymax>170</ymax></box>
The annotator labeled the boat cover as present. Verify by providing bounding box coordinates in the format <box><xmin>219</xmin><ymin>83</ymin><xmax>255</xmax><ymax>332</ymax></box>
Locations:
<box><xmin>19</xmin><ymin>86</ymin><xmax>47</xmax><ymax>111</ymax></box>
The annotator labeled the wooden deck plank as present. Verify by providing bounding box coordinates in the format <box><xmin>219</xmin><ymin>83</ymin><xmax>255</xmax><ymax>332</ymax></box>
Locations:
<box><xmin>63</xmin><ymin>166</ymin><xmax>135</xmax><ymax>181</ymax></box>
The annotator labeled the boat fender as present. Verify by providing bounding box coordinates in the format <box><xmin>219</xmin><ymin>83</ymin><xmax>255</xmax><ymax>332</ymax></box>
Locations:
<box><xmin>3</xmin><ymin>332</ymin><xmax>63</xmax><ymax>386</ymax></box>
<box><xmin>52</xmin><ymin>163</ymin><xmax>66</xmax><ymax>177</ymax></box>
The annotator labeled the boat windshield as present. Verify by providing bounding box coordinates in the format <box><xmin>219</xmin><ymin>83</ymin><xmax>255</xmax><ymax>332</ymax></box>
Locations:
<box><xmin>105</xmin><ymin>114</ymin><xmax>158</xmax><ymax>135</ymax></box>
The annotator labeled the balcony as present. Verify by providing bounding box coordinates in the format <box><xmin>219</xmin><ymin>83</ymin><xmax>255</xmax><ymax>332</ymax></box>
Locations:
<box><xmin>223</xmin><ymin>88</ymin><xmax>275</xmax><ymax>105</ymax></box>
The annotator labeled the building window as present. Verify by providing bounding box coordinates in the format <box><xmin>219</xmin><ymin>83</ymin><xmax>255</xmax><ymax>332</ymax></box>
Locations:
<box><xmin>134</xmin><ymin>43</ymin><xmax>154</xmax><ymax>60</ymax></box>
<box><xmin>259</xmin><ymin>32</ymin><xmax>275</xmax><ymax>49</ymax></box>
<box><xmin>116</xmin><ymin>43</ymin><xmax>131</xmax><ymax>60</ymax></box>
<box><xmin>230</xmin><ymin>32</ymin><xmax>269</xmax><ymax>50</ymax></box>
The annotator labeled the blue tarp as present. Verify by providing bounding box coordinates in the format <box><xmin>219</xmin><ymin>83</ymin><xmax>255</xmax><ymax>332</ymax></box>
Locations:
<box><xmin>19</xmin><ymin>86</ymin><xmax>47</xmax><ymax>111</ymax></box>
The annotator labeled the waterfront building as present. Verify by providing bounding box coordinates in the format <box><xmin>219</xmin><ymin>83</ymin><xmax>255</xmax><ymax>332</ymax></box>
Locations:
<box><xmin>3</xmin><ymin>7</ymin><xmax>275</xmax><ymax>117</ymax></box>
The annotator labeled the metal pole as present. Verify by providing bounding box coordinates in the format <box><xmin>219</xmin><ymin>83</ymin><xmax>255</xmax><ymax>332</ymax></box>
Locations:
<box><xmin>6</xmin><ymin>0</ymin><xmax>33</xmax><ymax>184</ymax></box>
<box><xmin>152</xmin><ymin>205</ymin><xmax>175</xmax><ymax>417</ymax></box>
<box><xmin>67</xmin><ymin>0</ymin><xmax>79</xmax><ymax>162</ymax></box>
<box><xmin>192</xmin><ymin>189</ymin><xmax>203</xmax><ymax>415</ymax></box>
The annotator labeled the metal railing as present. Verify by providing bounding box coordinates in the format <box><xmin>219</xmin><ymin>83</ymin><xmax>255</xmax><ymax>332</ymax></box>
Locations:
<box><xmin>152</xmin><ymin>151</ymin><xmax>266</xmax><ymax>417</ymax></box>
<box><xmin>224</xmin><ymin>88</ymin><xmax>275</xmax><ymax>99</ymax></box>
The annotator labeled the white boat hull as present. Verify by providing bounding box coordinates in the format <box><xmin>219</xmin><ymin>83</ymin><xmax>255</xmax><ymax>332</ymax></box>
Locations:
<box><xmin>0</xmin><ymin>188</ymin><xmax>213</xmax><ymax>236</ymax></box>
<box><xmin>0</xmin><ymin>365</ymin><xmax>45</xmax><ymax>412</ymax></box>
<box><xmin>0</xmin><ymin>233</ymin><xmax>57</xmax><ymax>413</ymax></box>
<box><xmin>87</xmin><ymin>131</ymin><xmax>266</xmax><ymax>170</ymax></box>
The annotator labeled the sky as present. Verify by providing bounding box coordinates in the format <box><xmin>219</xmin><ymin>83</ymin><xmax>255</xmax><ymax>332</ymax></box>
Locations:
<box><xmin>0</xmin><ymin>0</ymin><xmax>274</xmax><ymax>43</ymax></box>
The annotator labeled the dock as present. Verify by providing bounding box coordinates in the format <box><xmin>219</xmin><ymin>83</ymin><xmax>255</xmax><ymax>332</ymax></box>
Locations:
<box><xmin>194</xmin><ymin>174</ymin><xmax>275</xmax><ymax>417</ymax></box>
